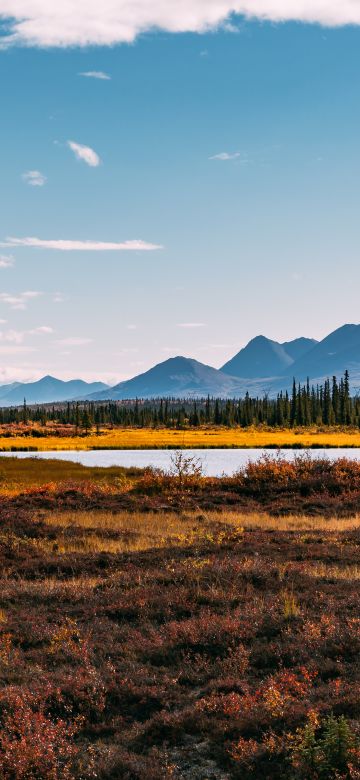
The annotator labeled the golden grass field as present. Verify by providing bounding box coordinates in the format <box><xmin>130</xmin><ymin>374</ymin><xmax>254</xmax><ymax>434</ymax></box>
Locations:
<box><xmin>2</xmin><ymin>425</ymin><xmax>360</xmax><ymax>450</ymax></box>
<box><xmin>39</xmin><ymin>508</ymin><xmax>360</xmax><ymax>556</ymax></box>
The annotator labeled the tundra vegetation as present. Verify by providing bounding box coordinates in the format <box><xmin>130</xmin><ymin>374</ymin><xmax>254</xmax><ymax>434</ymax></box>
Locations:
<box><xmin>1</xmin><ymin>455</ymin><xmax>360</xmax><ymax>777</ymax></box>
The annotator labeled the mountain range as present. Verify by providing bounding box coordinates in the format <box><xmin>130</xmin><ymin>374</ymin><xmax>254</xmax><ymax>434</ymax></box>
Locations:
<box><xmin>0</xmin><ymin>377</ymin><xmax>109</xmax><ymax>407</ymax></box>
<box><xmin>220</xmin><ymin>336</ymin><xmax>317</xmax><ymax>379</ymax></box>
<box><xmin>2</xmin><ymin>324</ymin><xmax>360</xmax><ymax>405</ymax></box>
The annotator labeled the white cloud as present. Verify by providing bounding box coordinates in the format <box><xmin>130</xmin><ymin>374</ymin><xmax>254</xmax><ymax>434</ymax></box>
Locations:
<box><xmin>1</xmin><ymin>237</ymin><xmax>163</xmax><ymax>252</ymax></box>
<box><xmin>0</xmin><ymin>255</ymin><xmax>14</xmax><ymax>269</ymax></box>
<box><xmin>56</xmin><ymin>337</ymin><xmax>93</xmax><ymax>346</ymax></box>
<box><xmin>0</xmin><ymin>330</ymin><xmax>25</xmax><ymax>344</ymax></box>
<box><xmin>67</xmin><ymin>140</ymin><xmax>101</xmax><ymax>167</ymax></box>
<box><xmin>209</xmin><ymin>152</ymin><xmax>240</xmax><ymax>161</ymax></box>
<box><xmin>22</xmin><ymin>291</ymin><xmax>42</xmax><ymax>299</ymax></box>
<box><xmin>22</xmin><ymin>170</ymin><xmax>47</xmax><ymax>186</ymax></box>
<box><xmin>29</xmin><ymin>326</ymin><xmax>54</xmax><ymax>335</ymax></box>
<box><xmin>0</xmin><ymin>296</ymin><xmax>25</xmax><ymax>310</ymax></box>
<box><xmin>79</xmin><ymin>71</ymin><xmax>111</xmax><ymax>80</ymax></box>
<box><xmin>0</xmin><ymin>2</ymin><xmax>360</xmax><ymax>48</ymax></box>
<box><xmin>177</xmin><ymin>322</ymin><xmax>206</xmax><ymax>328</ymax></box>
<box><xmin>0</xmin><ymin>291</ymin><xmax>42</xmax><ymax>310</ymax></box>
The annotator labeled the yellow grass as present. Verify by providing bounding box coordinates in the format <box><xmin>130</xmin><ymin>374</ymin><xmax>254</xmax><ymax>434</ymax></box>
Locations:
<box><xmin>2</xmin><ymin>426</ymin><xmax>360</xmax><ymax>451</ymax></box>
<box><xmin>38</xmin><ymin>509</ymin><xmax>360</xmax><ymax>556</ymax></box>
<box><xmin>41</xmin><ymin>509</ymin><xmax>223</xmax><ymax>554</ymax></box>
<box><xmin>304</xmin><ymin>563</ymin><xmax>360</xmax><ymax>580</ymax></box>
<box><xmin>0</xmin><ymin>576</ymin><xmax>105</xmax><ymax>602</ymax></box>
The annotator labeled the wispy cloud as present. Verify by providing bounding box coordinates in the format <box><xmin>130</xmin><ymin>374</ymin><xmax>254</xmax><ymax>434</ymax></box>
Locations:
<box><xmin>1</xmin><ymin>237</ymin><xmax>163</xmax><ymax>252</ymax></box>
<box><xmin>22</xmin><ymin>170</ymin><xmax>47</xmax><ymax>186</ymax></box>
<box><xmin>79</xmin><ymin>70</ymin><xmax>111</xmax><ymax>80</ymax></box>
<box><xmin>209</xmin><ymin>152</ymin><xmax>240</xmax><ymax>161</ymax></box>
<box><xmin>0</xmin><ymin>346</ymin><xmax>37</xmax><ymax>355</ymax></box>
<box><xmin>177</xmin><ymin>322</ymin><xmax>206</xmax><ymax>329</ymax></box>
<box><xmin>0</xmin><ymin>291</ymin><xmax>42</xmax><ymax>310</ymax></box>
<box><xmin>0</xmin><ymin>330</ymin><xmax>25</xmax><ymax>344</ymax></box>
<box><xmin>29</xmin><ymin>326</ymin><xmax>54</xmax><ymax>335</ymax></box>
<box><xmin>56</xmin><ymin>337</ymin><xmax>93</xmax><ymax>347</ymax></box>
<box><xmin>23</xmin><ymin>291</ymin><xmax>42</xmax><ymax>299</ymax></box>
<box><xmin>1</xmin><ymin>2</ymin><xmax>359</xmax><ymax>49</ymax></box>
<box><xmin>0</xmin><ymin>326</ymin><xmax>54</xmax><ymax>346</ymax></box>
<box><xmin>67</xmin><ymin>140</ymin><xmax>101</xmax><ymax>167</ymax></box>
<box><xmin>0</xmin><ymin>255</ymin><xmax>14</xmax><ymax>269</ymax></box>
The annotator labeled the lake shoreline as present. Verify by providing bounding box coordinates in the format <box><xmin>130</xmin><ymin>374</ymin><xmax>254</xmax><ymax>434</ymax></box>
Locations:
<box><xmin>90</xmin><ymin>442</ymin><xmax>360</xmax><ymax>450</ymax></box>
<box><xmin>2</xmin><ymin>425</ymin><xmax>360</xmax><ymax>451</ymax></box>
<box><xmin>2</xmin><ymin>442</ymin><xmax>360</xmax><ymax>452</ymax></box>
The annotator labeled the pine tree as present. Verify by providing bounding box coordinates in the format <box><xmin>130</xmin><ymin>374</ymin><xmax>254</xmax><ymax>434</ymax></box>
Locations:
<box><xmin>22</xmin><ymin>398</ymin><xmax>28</xmax><ymax>425</ymax></box>
<box><xmin>214</xmin><ymin>399</ymin><xmax>221</xmax><ymax>425</ymax></box>
<box><xmin>81</xmin><ymin>408</ymin><xmax>91</xmax><ymax>435</ymax></box>
<box><xmin>290</xmin><ymin>379</ymin><xmax>297</xmax><ymax>427</ymax></box>
<box><xmin>205</xmin><ymin>395</ymin><xmax>211</xmax><ymax>424</ymax></box>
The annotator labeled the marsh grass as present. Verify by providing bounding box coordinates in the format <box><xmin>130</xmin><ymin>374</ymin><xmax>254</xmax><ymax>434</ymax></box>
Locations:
<box><xmin>0</xmin><ymin>457</ymin><xmax>142</xmax><ymax>494</ymax></box>
<box><xmin>41</xmin><ymin>509</ymin><xmax>238</xmax><ymax>554</ymax></box>
<box><xmin>37</xmin><ymin>508</ymin><xmax>360</xmax><ymax>556</ymax></box>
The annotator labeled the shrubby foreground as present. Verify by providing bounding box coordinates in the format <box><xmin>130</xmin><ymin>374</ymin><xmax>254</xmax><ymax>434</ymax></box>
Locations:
<box><xmin>1</xmin><ymin>457</ymin><xmax>360</xmax><ymax>777</ymax></box>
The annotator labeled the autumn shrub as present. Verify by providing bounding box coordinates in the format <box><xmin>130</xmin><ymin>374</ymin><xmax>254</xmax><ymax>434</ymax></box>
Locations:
<box><xmin>0</xmin><ymin>689</ymin><xmax>82</xmax><ymax>780</ymax></box>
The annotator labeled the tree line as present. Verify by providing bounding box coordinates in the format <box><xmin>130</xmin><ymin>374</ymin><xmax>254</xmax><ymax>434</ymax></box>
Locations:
<box><xmin>0</xmin><ymin>371</ymin><xmax>358</xmax><ymax>430</ymax></box>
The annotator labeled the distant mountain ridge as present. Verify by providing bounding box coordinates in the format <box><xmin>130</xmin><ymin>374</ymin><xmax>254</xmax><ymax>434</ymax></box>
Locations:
<box><xmin>221</xmin><ymin>336</ymin><xmax>317</xmax><ymax>378</ymax></box>
<box><xmin>287</xmin><ymin>325</ymin><xmax>360</xmax><ymax>379</ymax></box>
<box><xmin>0</xmin><ymin>376</ymin><xmax>109</xmax><ymax>406</ymax></box>
<box><xmin>1</xmin><ymin>324</ymin><xmax>360</xmax><ymax>404</ymax></box>
<box><xmin>88</xmin><ymin>357</ymin><xmax>240</xmax><ymax>401</ymax></box>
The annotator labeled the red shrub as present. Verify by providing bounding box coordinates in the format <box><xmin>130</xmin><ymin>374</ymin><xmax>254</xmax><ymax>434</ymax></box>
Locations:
<box><xmin>0</xmin><ymin>690</ymin><xmax>81</xmax><ymax>780</ymax></box>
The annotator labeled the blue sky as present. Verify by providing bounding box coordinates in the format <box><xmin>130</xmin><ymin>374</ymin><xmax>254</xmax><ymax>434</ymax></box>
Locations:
<box><xmin>1</xmin><ymin>5</ymin><xmax>360</xmax><ymax>383</ymax></box>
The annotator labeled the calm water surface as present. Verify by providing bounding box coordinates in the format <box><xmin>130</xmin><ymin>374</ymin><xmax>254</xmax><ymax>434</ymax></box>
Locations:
<box><xmin>1</xmin><ymin>448</ymin><xmax>360</xmax><ymax>477</ymax></box>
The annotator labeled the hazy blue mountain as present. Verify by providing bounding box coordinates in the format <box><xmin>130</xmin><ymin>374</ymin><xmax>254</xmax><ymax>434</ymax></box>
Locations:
<box><xmin>0</xmin><ymin>382</ymin><xmax>21</xmax><ymax>400</ymax></box>
<box><xmin>90</xmin><ymin>357</ymin><xmax>240</xmax><ymax>400</ymax></box>
<box><xmin>221</xmin><ymin>335</ymin><xmax>294</xmax><ymax>378</ymax></box>
<box><xmin>0</xmin><ymin>326</ymin><xmax>359</xmax><ymax>405</ymax></box>
<box><xmin>289</xmin><ymin>324</ymin><xmax>360</xmax><ymax>380</ymax></box>
<box><xmin>0</xmin><ymin>376</ymin><xmax>109</xmax><ymax>406</ymax></box>
<box><xmin>281</xmin><ymin>337</ymin><xmax>318</xmax><ymax>362</ymax></box>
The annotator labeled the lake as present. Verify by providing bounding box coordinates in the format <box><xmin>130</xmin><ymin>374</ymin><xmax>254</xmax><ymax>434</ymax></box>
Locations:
<box><xmin>1</xmin><ymin>448</ymin><xmax>360</xmax><ymax>477</ymax></box>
